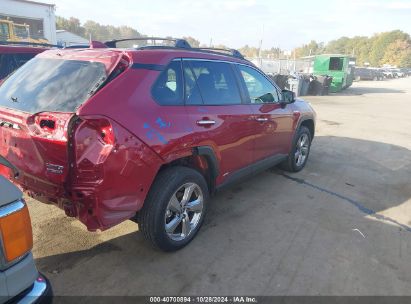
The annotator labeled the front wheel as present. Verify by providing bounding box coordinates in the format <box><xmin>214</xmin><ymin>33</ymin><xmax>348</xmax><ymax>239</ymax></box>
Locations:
<box><xmin>139</xmin><ymin>166</ymin><xmax>209</xmax><ymax>251</ymax></box>
<box><xmin>280</xmin><ymin>126</ymin><xmax>312</xmax><ymax>172</ymax></box>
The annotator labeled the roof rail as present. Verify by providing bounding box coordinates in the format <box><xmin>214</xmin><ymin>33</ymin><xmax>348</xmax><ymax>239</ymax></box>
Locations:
<box><xmin>62</xmin><ymin>41</ymin><xmax>108</xmax><ymax>49</ymax></box>
<box><xmin>104</xmin><ymin>37</ymin><xmax>191</xmax><ymax>49</ymax></box>
<box><xmin>193</xmin><ymin>47</ymin><xmax>245</xmax><ymax>59</ymax></box>
<box><xmin>0</xmin><ymin>40</ymin><xmax>59</xmax><ymax>48</ymax></box>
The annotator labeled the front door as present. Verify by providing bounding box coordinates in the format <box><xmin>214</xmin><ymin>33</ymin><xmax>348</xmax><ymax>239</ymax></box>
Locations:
<box><xmin>236</xmin><ymin>65</ymin><xmax>294</xmax><ymax>161</ymax></box>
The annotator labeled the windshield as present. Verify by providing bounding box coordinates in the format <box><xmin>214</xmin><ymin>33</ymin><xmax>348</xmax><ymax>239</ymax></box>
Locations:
<box><xmin>14</xmin><ymin>25</ymin><xmax>29</xmax><ymax>39</ymax></box>
<box><xmin>0</xmin><ymin>58</ymin><xmax>107</xmax><ymax>113</ymax></box>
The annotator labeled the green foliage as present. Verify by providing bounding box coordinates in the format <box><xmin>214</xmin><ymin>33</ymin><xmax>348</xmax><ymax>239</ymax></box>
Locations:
<box><xmin>381</xmin><ymin>39</ymin><xmax>411</xmax><ymax>67</ymax></box>
<box><xmin>56</xmin><ymin>16</ymin><xmax>411</xmax><ymax>68</ymax></box>
<box><xmin>294</xmin><ymin>40</ymin><xmax>325</xmax><ymax>58</ymax></box>
<box><xmin>56</xmin><ymin>16</ymin><xmax>141</xmax><ymax>42</ymax></box>
<box><xmin>56</xmin><ymin>16</ymin><xmax>85</xmax><ymax>37</ymax></box>
<box><xmin>294</xmin><ymin>30</ymin><xmax>411</xmax><ymax>67</ymax></box>
<box><xmin>183</xmin><ymin>36</ymin><xmax>200</xmax><ymax>48</ymax></box>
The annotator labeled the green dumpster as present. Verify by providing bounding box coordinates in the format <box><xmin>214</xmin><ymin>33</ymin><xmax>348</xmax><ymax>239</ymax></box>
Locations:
<box><xmin>313</xmin><ymin>54</ymin><xmax>355</xmax><ymax>93</ymax></box>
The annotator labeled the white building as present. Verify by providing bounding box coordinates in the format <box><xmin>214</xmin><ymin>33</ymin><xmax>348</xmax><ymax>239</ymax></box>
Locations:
<box><xmin>56</xmin><ymin>30</ymin><xmax>88</xmax><ymax>47</ymax></box>
<box><xmin>0</xmin><ymin>0</ymin><xmax>56</xmax><ymax>44</ymax></box>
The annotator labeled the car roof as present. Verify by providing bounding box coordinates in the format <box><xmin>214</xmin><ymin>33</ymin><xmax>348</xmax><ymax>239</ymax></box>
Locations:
<box><xmin>37</xmin><ymin>47</ymin><xmax>253</xmax><ymax>68</ymax></box>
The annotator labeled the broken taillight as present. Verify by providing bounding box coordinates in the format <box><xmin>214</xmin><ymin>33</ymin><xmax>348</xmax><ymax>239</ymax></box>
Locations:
<box><xmin>84</xmin><ymin>118</ymin><xmax>115</xmax><ymax>146</ymax></box>
<box><xmin>27</xmin><ymin>112</ymin><xmax>73</xmax><ymax>142</ymax></box>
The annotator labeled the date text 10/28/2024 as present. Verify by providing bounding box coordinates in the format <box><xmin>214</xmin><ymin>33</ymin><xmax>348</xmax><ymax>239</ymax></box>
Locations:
<box><xmin>150</xmin><ymin>297</ymin><xmax>258</xmax><ymax>303</ymax></box>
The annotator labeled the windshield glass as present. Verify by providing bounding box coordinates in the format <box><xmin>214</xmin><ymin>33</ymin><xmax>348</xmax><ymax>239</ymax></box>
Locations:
<box><xmin>0</xmin><ymin>58</ymin><xmax>107</xmax><ymax>113</ymax></box>
<box><xmin>14</xmin><ymin>25</ymin><xmax>29</xmax><ymax>39</ymax></box>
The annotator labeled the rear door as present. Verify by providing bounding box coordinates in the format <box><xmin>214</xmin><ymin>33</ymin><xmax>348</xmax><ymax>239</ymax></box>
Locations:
<box><xmin>236</xmin><ymin>64</ymin><xmax>294</xmax><ymax>161</ymax></box>
<box><xmin>183</xmin><ymin>59</ymin><xmax>257</xmax><ymax>184</ymax></box>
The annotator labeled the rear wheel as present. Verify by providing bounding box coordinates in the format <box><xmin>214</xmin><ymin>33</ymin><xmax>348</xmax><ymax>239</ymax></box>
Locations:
<box><xmin>139</xmin><ymin>166</ymin><xmax>208</xmax><ymax>251</ymax></box>
<box><xmin>280</xmin><ymin>126</ymin><xmax>312</xmax><ymax>172</ymax></box>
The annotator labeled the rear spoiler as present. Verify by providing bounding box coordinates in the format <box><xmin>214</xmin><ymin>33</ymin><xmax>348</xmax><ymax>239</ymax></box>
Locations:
<box><xmin>0</xmin><ymin>156</ymin><xmax>19</xmax><ymax>178</ymax></box>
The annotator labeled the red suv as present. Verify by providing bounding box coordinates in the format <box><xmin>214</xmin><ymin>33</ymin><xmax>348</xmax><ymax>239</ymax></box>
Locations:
<box><xmin>0</xmin><ymin>38</ymin><xmax>315</xmax><ymax>251</ymax></box>
<box><xmin>0</xmin><ymin>44</ymin><xmax>49</xmax><ymax>81</ymax></box>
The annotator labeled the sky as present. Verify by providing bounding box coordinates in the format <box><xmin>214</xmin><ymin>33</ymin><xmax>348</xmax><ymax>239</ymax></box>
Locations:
<box><xmin>46</xmin><ymin>0</ymin><xmax>411</xmax><ymax>50</ymax></box>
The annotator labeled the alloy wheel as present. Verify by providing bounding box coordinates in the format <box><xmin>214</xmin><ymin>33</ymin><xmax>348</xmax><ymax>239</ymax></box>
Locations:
<box><xmin>295</xmin><ymin>133</ymin><xmax>310</xmax><ymax>167</ymax></box>
<box><xmin>164</xmin><ymin>183</ymin><xmax>204</xmax><ymax>241</ymax></box>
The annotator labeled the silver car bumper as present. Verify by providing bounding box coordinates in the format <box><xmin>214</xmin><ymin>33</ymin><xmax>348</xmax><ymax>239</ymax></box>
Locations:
<box><xmin>17</xmin><ymin>274</ymin><xmax>52</xmax><ymax>304</ymax></box>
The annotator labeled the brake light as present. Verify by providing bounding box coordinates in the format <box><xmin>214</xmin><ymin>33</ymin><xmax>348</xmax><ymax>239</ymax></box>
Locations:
<box><xmin>0</xmin><ymin>201</ymin><xmax>33</xmax><ymax>263</ymax></box>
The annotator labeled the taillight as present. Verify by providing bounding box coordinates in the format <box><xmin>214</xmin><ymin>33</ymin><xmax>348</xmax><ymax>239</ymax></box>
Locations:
<box><xmin>27</xmin><ymin>112</ymin><xmax>73</xmax><ymax>142</ymax></box>
<box><xmin>0</xmin><ymin>200</ymin><xmax>33</xmax><ymax>263</ymax></box>
<box><xmin>84</xmin><ymin>118</ymin><xmax>115</xmax><ymax>146</ymax></box>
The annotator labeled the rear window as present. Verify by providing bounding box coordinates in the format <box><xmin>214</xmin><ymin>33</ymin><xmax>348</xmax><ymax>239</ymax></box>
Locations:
<box><xmin>0</xmin><ymin>58</ymin><xmax>107</xmax><ymax>113</ymax></box>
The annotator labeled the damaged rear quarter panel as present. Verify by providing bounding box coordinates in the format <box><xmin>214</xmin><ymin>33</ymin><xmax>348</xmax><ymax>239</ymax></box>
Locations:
<box><xmin>70</xmin><ymin>117</ymin><xmax>163</xmax><ymax>231</ymax></box>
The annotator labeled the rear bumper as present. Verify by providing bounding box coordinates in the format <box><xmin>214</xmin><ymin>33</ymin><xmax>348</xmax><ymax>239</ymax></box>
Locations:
<box><xmin>14</xmin><ymin>274</ymin><xmax>52</xmax><ymax>304</ymax></box>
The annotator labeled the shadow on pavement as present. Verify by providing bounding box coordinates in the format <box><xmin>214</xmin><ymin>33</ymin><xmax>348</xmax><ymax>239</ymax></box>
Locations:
<box><xmin>35</xmin><ymin>136</ymin><xmax>411</xmax><ymax>296</ymax></box>
<box><xmin>332</xmin><ymin>85</ymin><xmax>405</xmax><ymax>95</ymax></box>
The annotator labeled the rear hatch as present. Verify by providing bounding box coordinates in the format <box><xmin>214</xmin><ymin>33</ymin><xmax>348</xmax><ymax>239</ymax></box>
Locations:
<box><xmin>0</xmin><ymin>49</ymin><xmax>122</xmax><ymax>198</ymax></box>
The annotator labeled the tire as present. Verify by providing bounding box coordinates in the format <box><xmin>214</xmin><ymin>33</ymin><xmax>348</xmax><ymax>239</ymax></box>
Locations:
<box><xmin>280</xmin><ymin>126</ymin><xmax>312</xmax><ymax>172</ymax></box>
<box><xmin>139</xmin><ymin>166</ymin><xmax>209</xmax><ymax>251</ymax></box>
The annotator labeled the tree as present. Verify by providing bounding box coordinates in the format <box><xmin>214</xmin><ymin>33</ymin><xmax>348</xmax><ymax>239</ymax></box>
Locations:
<box><xmin>369</xmin><ymin>30</ymin><xmax>410</xmax><ymax>66</ymax></box>
<box><xmin>294</xmin><ymin>40</ymin><xmax>324</xmax><ymax>58</ymax></box>
<box><xmin>183</xmin><ymin>36</ymin><xmax>200</xmax><ymax>48</ymax></box>
<box><xmin>381</xmin><ymin>39</ymin><xmax>411</xmax><ymax>67</ymax></box>
<box><xmin>56</xmin><ymin>16</ymin><xmax>85</xmax><ymax>37</ymax></box>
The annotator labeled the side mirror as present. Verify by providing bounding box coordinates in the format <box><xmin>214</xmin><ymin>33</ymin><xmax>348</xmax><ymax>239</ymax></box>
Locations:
<box><xmin>281</xmin><ymin>90</ymin><xmax>296</xmax><ymax>106</ymax></box>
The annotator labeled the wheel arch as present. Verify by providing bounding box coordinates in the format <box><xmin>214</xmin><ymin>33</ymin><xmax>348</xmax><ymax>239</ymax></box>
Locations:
<box><xmin>156</xmin><ymin>146</ymin><xmax>220</xmax><ymax>194</ymax></box>
<box><xmin>298</xmin><ymin>118</ymin><xmax>315</xmax><ymax>140</ymax></box>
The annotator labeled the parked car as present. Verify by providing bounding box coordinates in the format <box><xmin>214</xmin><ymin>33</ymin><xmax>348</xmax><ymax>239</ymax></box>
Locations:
<box><xmin>381</xmin><ymin>69</ymin><xmax>394</xmax><ymax>79</ymax></box>
<box><xmin>371</xmin><ymin>68</ymin><xmax>385</xmax><ymax>80</ymax></box>
<box><xmin>0</xmin><ymin>156</ymin><xmax>52</xmax><ymax>303</ymax></box>
<box><xmin>354</xmin><ymin>67</ymin><xmax>381</xmax><ymax>81</ymax></box>
<box><xmin>391</xmin><ymin>68</ymin><xmax>405</xmax><ymax>78</ymax></box>
<box><xmin>0</xmin><ymin>38</ymin><xmax>316</xmax><ymax>251</ymax></box>
<box><xmin>0</xmin><ymin>44</ymin><xmax>49</xmax><ymax>81</ymax></box>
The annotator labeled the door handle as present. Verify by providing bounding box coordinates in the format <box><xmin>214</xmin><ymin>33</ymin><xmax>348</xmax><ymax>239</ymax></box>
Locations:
<box><xmin>256</xmin><ymin>117</ymin><xmax>268</xmax><ymax>122</ymax></box>
<box><xmin>196</xmin><ymin>120</ymin><xmax>216</xmax><ymax>126</ymax></box>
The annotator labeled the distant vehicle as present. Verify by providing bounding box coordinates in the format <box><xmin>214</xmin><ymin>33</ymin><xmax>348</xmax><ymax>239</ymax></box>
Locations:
<box><xmin>391</xmin><ymin>69</ymin><xmax>405</xmax><ymax>78</ymax></box>
<box><xmin>381</xmin><ymin>69</ymin><xmax>394</xmax><ymax>79</ymax></box>
<box><xmin>0</xmin><ymin>45</ymin><xmax>49</xmax><ymax>80</ymax></box>
<box><xmin>0</xmin><ymin>19</ymin><xmax>49</xmax><ymax>44</ymax></box>
<box><xmin>0</xmin><ymin>37</ymin><xmax>316</xmax><ymax>251</ymax></box>
<box><xmin>0</xmin><ymin>156</ymin><xmax>52</xmax><ymax>303</ymax></box>
<box><xmin>354</xmin><ymin>67</ymin><xmax>382</xmax><ymax>81</ymax></box>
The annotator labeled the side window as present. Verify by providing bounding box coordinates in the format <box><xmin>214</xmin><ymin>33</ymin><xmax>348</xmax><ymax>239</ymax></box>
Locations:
<box><xmin>329</xmin><ymin>57</ymin><xmax>343</xmax><ymax>71</ymax></box>
<box><xmin>0</xmin><ymin>24</ymin><xmax>10</xmax><ymax>40</ymax></box>
<box><xmin>188</xmin><ymin>60</ymin><xmax>242</xmax><ymax>105</ymax></box>
<box><xmin>152</xmin><ymin>60</ymin><xmax>183</xmax><ymax>105</ymax></box>
<box><xmin>183</xmin><ymin>61</ymin><xmax>203</xmax><ymax>105</ymax></box>
<box><xmin>238</xmin><ymin>65</ymin><xmax>280</xmax><ymax>104</ymax></box>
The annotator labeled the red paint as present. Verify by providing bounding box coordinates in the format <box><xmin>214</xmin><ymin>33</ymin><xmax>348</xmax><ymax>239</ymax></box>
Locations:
<box><xmin>0</xmin><ymin>47</ymin><xmax>315</xmax><ymax>231</ymax></box>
